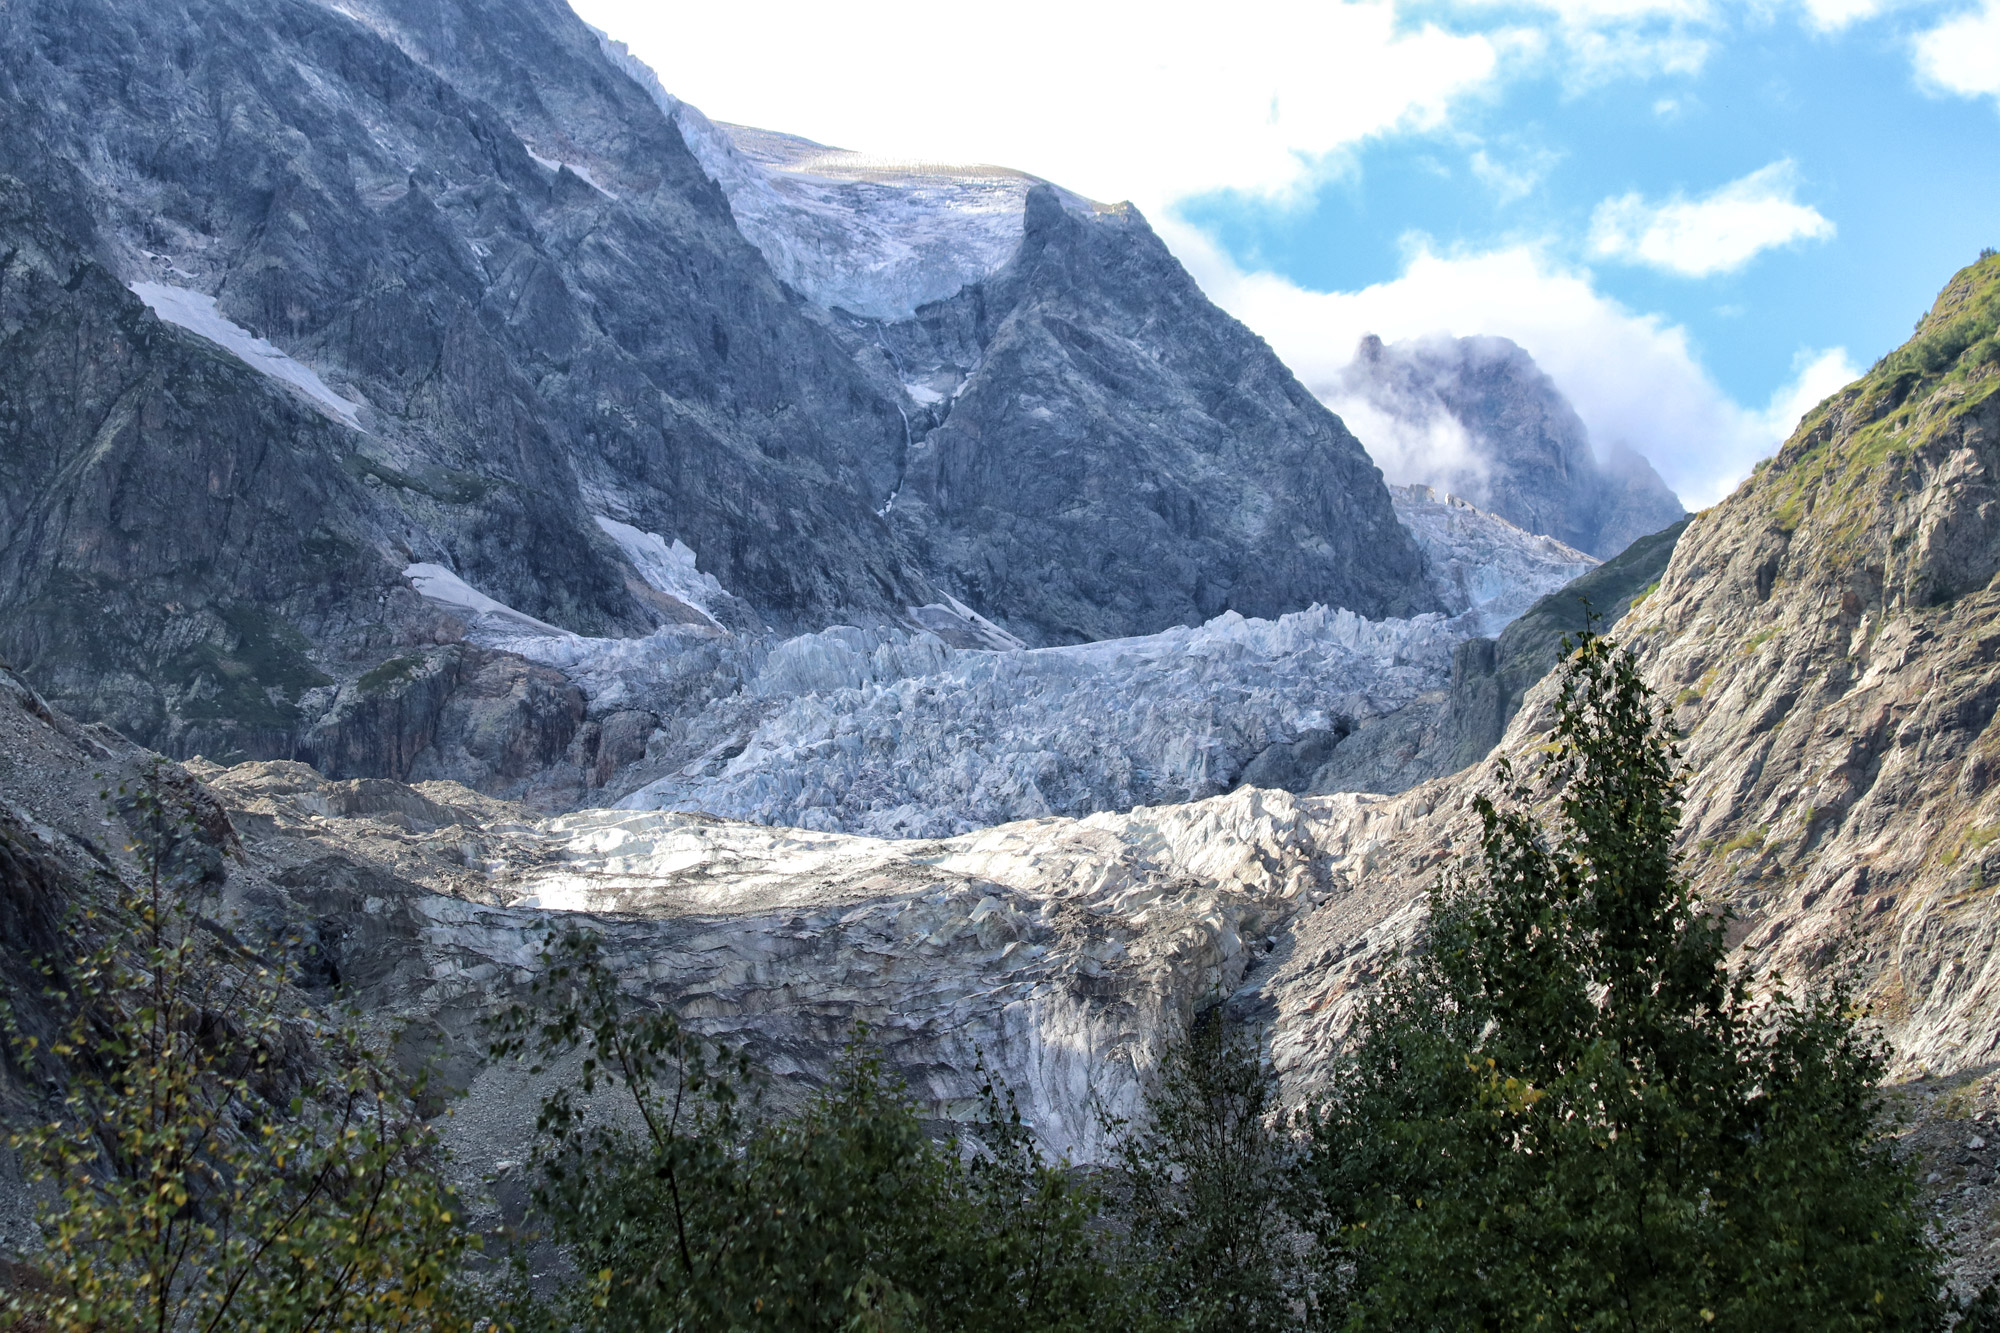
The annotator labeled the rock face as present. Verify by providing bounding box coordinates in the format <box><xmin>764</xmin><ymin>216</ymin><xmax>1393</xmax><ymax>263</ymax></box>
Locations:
<box><xmin>859</xmin><ymin>188</ymin><xmax>1433</xmax><ymax>644</ymax></box>
<box><xmin>1440</xmin><ymin>517</ymin><xmax>1687</xmax><ymax>771</ymax></box>
<box><xmin>0</xmin><ymin>0</ymin><xmax>1436</xmax><ymax>774</ymax></box>
<box><xmin>1331</xmin><ymin>333</ymin><xmax>1686</xmax><ymax>558</ymax></box>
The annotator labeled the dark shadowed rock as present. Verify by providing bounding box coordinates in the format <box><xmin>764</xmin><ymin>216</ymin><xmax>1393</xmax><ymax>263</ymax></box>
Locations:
<box><xmin>868</xmin><ymin>189</ymin><xmax>1437</xmax><ymax>643</ymax></box>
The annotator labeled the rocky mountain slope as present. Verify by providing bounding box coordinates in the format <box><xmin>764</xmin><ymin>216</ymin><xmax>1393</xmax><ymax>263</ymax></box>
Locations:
<box><xmin>0</xmin><ymin>0</ymin><xmax>1434</xmax><ymax>779</ymax></box>
<box><xmin>1227</xmin><ymin>254</ymin><xmax>2000</xmax><ymax>1279</ymax></box>
<box><xmin>1332</xmin><ymin>332</ymin><xmax>1686</xmax><ymax>558</ymax></box>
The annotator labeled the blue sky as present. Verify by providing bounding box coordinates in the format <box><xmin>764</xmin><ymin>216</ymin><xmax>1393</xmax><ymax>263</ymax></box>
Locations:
<box><xmin>1177</xmin><ymin>6</ymin><xmax>2000</xmax><ymax>407</ymax></box>
<box><xmin>574</xmin><ymin>0</ymin><xmax>2000</xmax><ymax>505</ymax></box>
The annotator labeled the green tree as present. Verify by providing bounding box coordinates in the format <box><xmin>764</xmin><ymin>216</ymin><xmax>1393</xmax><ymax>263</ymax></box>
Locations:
<box><xmin>1114</xmin><ymin>1008</ymin><xmax>1306</xmax><ymax>1332</ymax></box>
<box><xmin>2</xmin><ymin>764</ymin><xmax>472</xmax><ymax>1333</ymax></box>
<box><xmin>1305</xmin><ymin>632</ymin><xmax>1944</xmax><ymax>1332</ymax></box>
<box><xmin>489</xmin><ymin>925</ymin><xmax>1121</xmax><ymax>1331</ymax></box>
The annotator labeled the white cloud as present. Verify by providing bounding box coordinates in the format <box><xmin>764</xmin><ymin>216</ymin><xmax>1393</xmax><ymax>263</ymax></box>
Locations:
<box><xmin>1445</xmin><ymin>0</ymin><xmax>1716</xmax><ymax>82</ymax></box>
<box><xmin>1588</xmin><ymin>160</ymin><xmax>1836</xmax><ymax>276</ymax></box>
<box><xmin>1756</xmin><ymin>345</ymin><xmax>1861</xmax><ymax>442</ymax></box>
<box><xmin>1469</xmin><ymin>145</ymin><xmax>1561</xmax><ymax>201</ymax></box>
<box><xmin>1915</xmin><ymin>0</ymin><xmax>2000</xmax><ymax>101</ymax></box>
<box><xmin>1158</xmin><ymin>220</ymin><xmax>1855</xmax><ymax>507</ymax></box>
<box><xmin>1798</xmin><ymin>0</ymin><xmax>1888</xmax><ymax>32</ymax></box>
<box><xmin>570</xmin><ymin>0</ymin><xmax>1511</xmax><ymax>211</ymax></box>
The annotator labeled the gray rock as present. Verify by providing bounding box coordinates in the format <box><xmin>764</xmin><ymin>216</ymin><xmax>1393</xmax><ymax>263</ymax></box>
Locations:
<box><xmin>870</xmin><ymin>188</ymin><xmax>1437</xmax><ymax>644</ymax></box>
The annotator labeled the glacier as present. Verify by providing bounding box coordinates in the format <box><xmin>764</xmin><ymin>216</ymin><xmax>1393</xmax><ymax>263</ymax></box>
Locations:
<box><xmin>594</xmin><ymin>29</ymin><xmax>1065</xmax><ymax>321</ymax></box>
<box><xmin>403</xmin><ymin>487</ymin><xmax>1594</xmax><ymax>836</ymax></box>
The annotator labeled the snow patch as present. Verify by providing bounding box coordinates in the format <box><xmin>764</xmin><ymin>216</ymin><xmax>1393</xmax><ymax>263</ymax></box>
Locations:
<box><xmin>524</xmin><ymin>148</ymin><xmax>616</xmax><ymax>199</ymax></box>
<box><xmin>593</xmin><ymin>516</ymin><xmax>727</xmax><ymax>627</ymax></box>
<box><xmin>131</xmin><ymin>282</ymin><xmax>363</xmax><ymax>428</ymax></box>
<box><xmin>402</xmin><ymin>563</ymin><xmax>572</xmax><ymax>638</ymax></box>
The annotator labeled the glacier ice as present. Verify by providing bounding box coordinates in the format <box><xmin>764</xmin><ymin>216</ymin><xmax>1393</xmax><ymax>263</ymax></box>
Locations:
<box><xmin>593</xmin><ymin>28</ymin><xmax>1064</xmax><ymax>321</ymax></box>
<box><xmin>402</xmin><ymin>489</ymin><xmax>1594</xmax><ymax>837</ymax></box>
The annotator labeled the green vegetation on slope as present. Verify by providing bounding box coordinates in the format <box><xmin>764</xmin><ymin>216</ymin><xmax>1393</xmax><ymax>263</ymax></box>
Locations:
<box><xmin>1763</xmin><ymin>252</ymin><xmax>2000</xmax><ymax>544</ymax></box>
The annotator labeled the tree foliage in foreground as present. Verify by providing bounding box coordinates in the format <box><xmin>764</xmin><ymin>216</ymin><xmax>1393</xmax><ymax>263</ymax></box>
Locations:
<box><xmin>489</xmin><ymin>927</ymin><xmax>1123</xmax><ymax>1331</ymax></box>
<box><xmin>2</xmin><ymin>765</ymin><xmax>470</xmax><ymax>1333</ymax></box>
<box><xmin>1113</xmin><ymin>1007</ymin><xmax>1306</xmax><ymax>1332</ymax></box>
<box><xmin>1304</xmin><ymin>630</ymin><xmax>1944</xmax><ymax>1331</ymax></box>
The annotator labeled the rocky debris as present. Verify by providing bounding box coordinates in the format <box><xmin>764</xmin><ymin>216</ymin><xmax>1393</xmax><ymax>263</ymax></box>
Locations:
<box><xmin>0</xmin><ymin>660</ymin><xmax>1332</xmax><ymax>1171</ymax></box>
<box><xmin>1892</xmin><ymin>1069</ymin><xmax>2000</xmax><ymax>1299</ymax></box>
<box><xmin>1331</xmin><ymin>333</ymin><xmax>1686</xmax><ymax>559</ymax></box>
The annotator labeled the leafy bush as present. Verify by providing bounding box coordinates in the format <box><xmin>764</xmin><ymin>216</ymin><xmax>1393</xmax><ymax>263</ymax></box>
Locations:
<box><xmin>2</xmin><ymin>765</ymin><xmax>471</xmax><ymax>1333</ymax></box>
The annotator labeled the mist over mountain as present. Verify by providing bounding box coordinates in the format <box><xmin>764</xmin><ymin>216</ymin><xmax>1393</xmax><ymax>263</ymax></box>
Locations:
<box><xmin>1331</xmin><ymin>331</ymin><xmax>1687</xmax><ymax>559</ymax></box>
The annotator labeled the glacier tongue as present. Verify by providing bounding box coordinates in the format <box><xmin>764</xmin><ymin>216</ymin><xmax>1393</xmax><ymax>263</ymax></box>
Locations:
<box><xmin>403</xmin><ymin>489</ymin><xmax>1594</xmax><ymax>835</ymax></box>
<box><xmin>613</xmin><ymin>606</ymin><xmax>1460</xmax><ymax>837</ymax></box>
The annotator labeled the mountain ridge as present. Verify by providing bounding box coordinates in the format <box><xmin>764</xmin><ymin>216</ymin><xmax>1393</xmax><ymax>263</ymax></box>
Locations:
<box><xmin>0</xmin><ymin>0</ymin><xmax>1438</xmax><ymax>778</ymax></box>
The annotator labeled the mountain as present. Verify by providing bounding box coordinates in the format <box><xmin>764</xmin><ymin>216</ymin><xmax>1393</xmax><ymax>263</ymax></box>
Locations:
<box><xmin>666</xmin><ymin>96</ymin><xmax>1437</xmax><ymax>644</ymax></box>
<box><xmin>1331</xmin><ymin>332</ymin><xmax>1687</xmax><ymax>558</ymax></box>
<box><xmin>0</xmin><ymin>0</ymin><xmax>1434</xmax><ymax>781</ymax></box>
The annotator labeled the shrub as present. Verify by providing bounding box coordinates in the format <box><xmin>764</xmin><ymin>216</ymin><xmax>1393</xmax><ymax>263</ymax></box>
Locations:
<box><xmin>2</xmin><ymin>764</ymin><xmax>471</xmax><ymax>1332</ymax></box>
<box><xmin>488</xmin><ymin>926</ymin><xmax>1122</xmax><ymax>1331</ymax></box>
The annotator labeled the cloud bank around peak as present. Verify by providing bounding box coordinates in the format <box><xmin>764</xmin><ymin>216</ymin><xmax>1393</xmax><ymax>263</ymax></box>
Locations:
<box><xmin>1160</xmin><ymin>221</ymin><xmax>1858</xmax><ymax>510</ymax></box>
